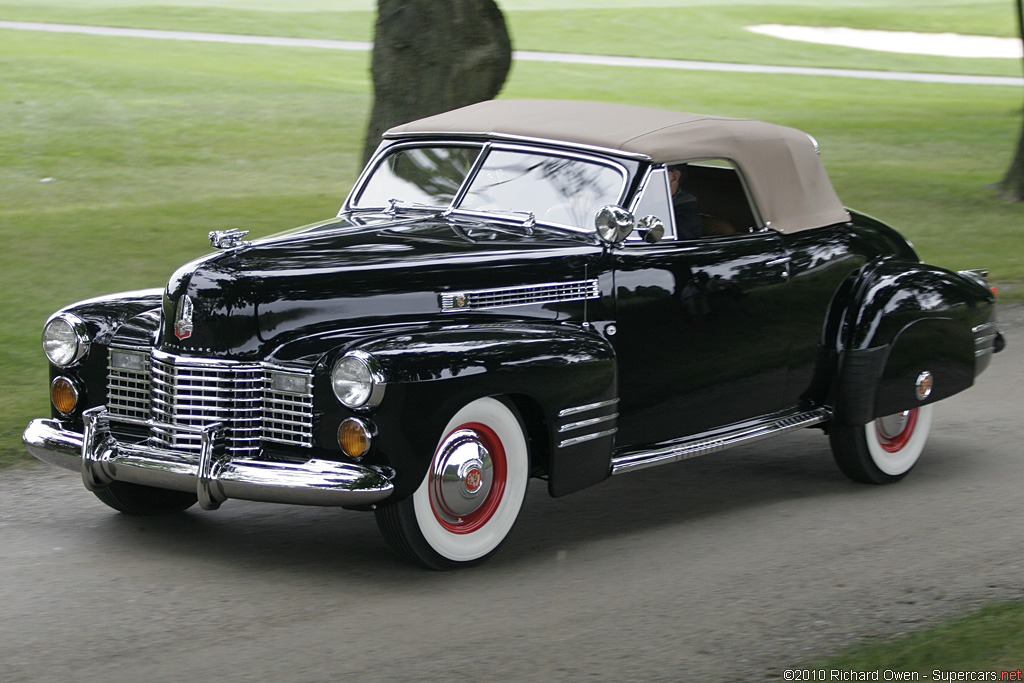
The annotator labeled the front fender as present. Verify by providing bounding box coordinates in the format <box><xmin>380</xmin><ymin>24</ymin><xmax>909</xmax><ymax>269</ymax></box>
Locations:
<box><xmin>832</xmin><ymin>260</ymin><xmax>996</xmax><ymax>424</ymax></box>
<box><xmin>43</xmin><ymin>289</ymin><xmax>165</xmax><ymax>424</ymax></box>
<box><xmin>352</xmin><ymin>324</ymin><xmax>618</xmax><ymax>499</ymax></box>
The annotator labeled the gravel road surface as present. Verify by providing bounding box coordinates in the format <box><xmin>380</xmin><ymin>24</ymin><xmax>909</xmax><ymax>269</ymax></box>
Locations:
<box><xmin>2</xmin><ymin>306</ymin><xmax>1021</xmax><ymax>682</ymax></box>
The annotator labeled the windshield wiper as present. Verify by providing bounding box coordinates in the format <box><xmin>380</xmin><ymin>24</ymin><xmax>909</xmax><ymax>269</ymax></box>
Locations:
<box><xmin>386</xmin><ymin>198</ymin><xmax>444</xmax><ymax>216</ymax></box>
<box><xmin>454</xmin><ymin>207</ymin><xmax>537</xmax><ymax>235</ymax></box>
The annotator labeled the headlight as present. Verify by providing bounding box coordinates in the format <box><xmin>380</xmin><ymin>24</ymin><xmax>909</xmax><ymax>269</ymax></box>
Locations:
<box><xmin>331</xmin><ymin>351</ymin><xmax>385</xmax><ymax>409</ymax></box>
<box><xmin>42</xmin><ymin>314</ymin><xmax>90</xmax><ymax>367</ymax></box>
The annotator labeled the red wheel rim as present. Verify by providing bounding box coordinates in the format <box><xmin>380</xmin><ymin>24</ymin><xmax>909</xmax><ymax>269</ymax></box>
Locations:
<box><xmin>430</xmin><ymin>422</ymin><xmax>507</xmax><ymax>534</ymax></box>
<box><xmin>876</xmin><ymin>409</ymin><xmax>919</xmax><ymax>453</ymax></box>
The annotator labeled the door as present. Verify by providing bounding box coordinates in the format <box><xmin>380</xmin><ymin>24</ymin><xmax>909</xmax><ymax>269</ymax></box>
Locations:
<box><xmin>611</xmin><ymin>232</ymin><xmax>794</xmax><ymax>449</ymax></box>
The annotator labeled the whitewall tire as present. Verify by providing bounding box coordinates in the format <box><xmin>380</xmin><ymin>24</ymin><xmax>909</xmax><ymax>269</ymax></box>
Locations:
<box><xmin>829</xmin><ymin>404</ymin><xmax>934</xmax><ymax>484</ymax></box>
<box><xmin>376</xmin><ymin>397</ymin><xmax>529</xmax><ymax>569</ymax></box>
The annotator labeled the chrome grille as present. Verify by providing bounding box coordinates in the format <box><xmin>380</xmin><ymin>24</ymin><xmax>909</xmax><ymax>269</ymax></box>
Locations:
<box><xmin>151</xmin><ymin>355</ymin><xmax>262</xmax><ymax>456</ymax></box>
<box><xmin>264</xmin><ymin>373</ymin><xmax>314</xmax><ymax>446</ymax></box>
<box><xmin>107</xmin><ymin>347</ymin><xmax>152</xmax><ymax>423</ymax></box>
<box><xmin>440</xmin><ymin>279</ymin><xmax>599</xmax><ymax>312</ymax></box>
<box><xmin>106</xmin><ymin>349</ymin><xmax>314</xmax><ymax>456</ymax></box>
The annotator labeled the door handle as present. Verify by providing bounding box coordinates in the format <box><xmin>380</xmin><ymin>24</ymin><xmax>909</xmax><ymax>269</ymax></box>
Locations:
<box><xmin>765</xmin><ymin>256</ymin><xmax>791</xmax><ymax>267</ymax></box>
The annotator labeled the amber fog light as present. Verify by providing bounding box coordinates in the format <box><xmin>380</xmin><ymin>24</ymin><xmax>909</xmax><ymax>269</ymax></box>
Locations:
<box><xmin>50</xmin><ymin>377</ymin><xmax>79</xmax><ymax>415</ymax></box>
<box><xmin>339</xmin><ymin>418</ymin><xmax>372</xmax><ymax>459</ymax></box>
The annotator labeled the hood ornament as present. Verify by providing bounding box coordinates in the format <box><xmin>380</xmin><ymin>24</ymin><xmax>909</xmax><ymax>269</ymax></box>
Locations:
<box><xmin>209</xmin><ymin>228</ymin><xmax>250</xmax><ymax>250</ymax></box>
<box><xmin>174</xmin><ymin>295</ymin><xmax>194</xmax><ymax>341</ymax></box>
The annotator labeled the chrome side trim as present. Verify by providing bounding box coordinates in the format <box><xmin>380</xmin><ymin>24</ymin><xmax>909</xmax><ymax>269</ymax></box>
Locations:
<box><xmin>556</xmin><ymin>397</ymin><xmax>619</xmax><ymax>449</ymax></box>
<box><xmin>559</xmin><ymin>428</ymin><xmax>618</xmax><ymax>449</ymax></box>
<box><xmin>558</xmin><ymin>398</ymin><xmax>619</xmax><ymax>418</ymax></box>
<box><xmin>972</xmin><ymin>321</ymin><xmax>1002</xmax><ymax>374</ymax></box>
<box><xmin>440</xmin><ymin>279</ymin><xmax>599</xmax><ymax>312</ymax></box>
<box><xmin>22</xmin><ymin>414</ymin><xmax>395</xmax><ymax>508</ymax></box>
<box><xmin>972</xmin><ymin>322</ymin><xmax>999</xmax><ymax>358</ymax></box>
<box><xmin>611</xmin><ymin>408</ymin><xmax>830</xmax><ymax>475</ymax></box>
<box><xmin>558</xmin><ymin>413</ymin><xmax>618</xmax><ymax>433</ymax></box>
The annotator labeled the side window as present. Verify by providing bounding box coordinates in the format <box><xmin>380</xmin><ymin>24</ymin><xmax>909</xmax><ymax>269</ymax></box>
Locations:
<box><xmin>629</xmin><ymin>167</ymin><xmax>675</xmax><ymax>240</ymax></box>
<box><xmin>671</xmin><ymin>159</ymin><xmax>758</xmax><ymax>238</ymax></box>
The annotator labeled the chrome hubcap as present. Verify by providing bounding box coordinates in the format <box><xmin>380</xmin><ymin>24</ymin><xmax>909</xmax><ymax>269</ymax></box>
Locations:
<box><xmin>430</xmin><ymin>429</ymin><xmax>494</xmax><ymax>520</ymax></box>
<box><xmin>877</xmin><ymin>411</ymin><xmax>911</xmax><ymax>441</ymax></box>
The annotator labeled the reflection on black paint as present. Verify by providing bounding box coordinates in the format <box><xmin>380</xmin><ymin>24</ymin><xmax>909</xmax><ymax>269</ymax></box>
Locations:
<box><xmin>159</xmin><ymin>216</ymin><xmax>605</xmax><ymax>360</ymax></box>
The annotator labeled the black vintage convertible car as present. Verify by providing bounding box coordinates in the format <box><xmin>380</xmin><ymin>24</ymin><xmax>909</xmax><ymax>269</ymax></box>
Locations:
<box><xmin>25</xmin><ymin>100</ymin><xmax>1004</xmax><ymax>568</ymax></box>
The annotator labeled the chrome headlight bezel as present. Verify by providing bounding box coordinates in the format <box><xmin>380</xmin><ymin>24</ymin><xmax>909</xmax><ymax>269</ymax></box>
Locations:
<box><xmin>331</xmin><ymin>350</ymin><xmax>386</xmax><ymax>410</ymax></box>
<box><xmin>42</xmin><ymin>313</ymin><xmax>91</xmax><ymax>367</ymax></box>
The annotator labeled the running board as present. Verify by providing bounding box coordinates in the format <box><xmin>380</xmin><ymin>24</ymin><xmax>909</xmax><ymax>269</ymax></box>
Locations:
<box><xmin>610</xmin><ymin>408</ymin><xmax>831</xmax><ymax>476</ymax></box>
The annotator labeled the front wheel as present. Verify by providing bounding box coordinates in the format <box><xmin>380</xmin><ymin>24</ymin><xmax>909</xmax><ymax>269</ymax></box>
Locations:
<box><xmin>829</xmin><ymin>404</ymin><xmax>934</xmax><ymax>484</ymax></box>
<box><xmin>375</xmin><ymin>397</ymin><xmax>530</xmax><ymax>569</ymax></box>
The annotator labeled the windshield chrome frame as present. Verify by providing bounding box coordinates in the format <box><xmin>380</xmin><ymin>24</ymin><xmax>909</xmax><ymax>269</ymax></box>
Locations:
<box><xmin>344</xmin><ymin>139</ymin><xmax>634</xmax><ymax>235</ymax></box>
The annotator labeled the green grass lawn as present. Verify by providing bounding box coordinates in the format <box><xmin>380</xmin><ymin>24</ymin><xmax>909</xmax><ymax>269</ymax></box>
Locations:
<box><xmin>810</xmin><ymin>601</ymin><xmax>1024</xmax><ymax>677</ymax></box>
<box><xmin>0</xmin><ymin>0</ymin><xmax>1021</xmax><ymax>76</ymax></box>
<box><xmin>1</xmin><ymin>0</ymin><xmax>1023</xmax><ymax>673</ymax></box>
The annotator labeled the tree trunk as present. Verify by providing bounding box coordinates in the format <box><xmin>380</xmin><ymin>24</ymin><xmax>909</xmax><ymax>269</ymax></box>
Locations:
<box><xmin>995</xmin><ymin>0</ymin><xmax>1024</xmax><ymax>201</ymax></box>
<box><xmin>997</xmin><ymin>122</ymin><xmax>1024</xmax><ymax>201</ymax></box>
<box><xmin>362</xmin><ymin>0</ymin><xmax>512</xmax><ymax>165</ymax></box>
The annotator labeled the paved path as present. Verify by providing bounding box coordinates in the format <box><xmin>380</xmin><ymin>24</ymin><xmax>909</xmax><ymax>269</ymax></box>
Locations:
<box><xmin>1</xmin><ymin>306</ymin><xmax>1020</xmax><ymax>681</ymax></box>
<box><xmin>2</xmin><ymin>20</ymin><xmax>1022</xmax><ymax>87</ymax></box>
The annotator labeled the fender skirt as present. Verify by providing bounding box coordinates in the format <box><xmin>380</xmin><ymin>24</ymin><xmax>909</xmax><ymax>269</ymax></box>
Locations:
<box><xmin>835</xmin><ymin>317</ymin><xmax>976</xmax><ymax>425</ymax></box>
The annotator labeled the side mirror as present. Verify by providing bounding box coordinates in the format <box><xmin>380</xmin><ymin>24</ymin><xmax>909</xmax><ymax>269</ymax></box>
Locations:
<box><xmin>637</xmin><ymin>215</ymin><xmax>665</xmax><ymax>244</ymax></box>
<box><xmin>595</xmin><ymin>205</ymin><xmax>634</xmax><ymax>245</ymax></box>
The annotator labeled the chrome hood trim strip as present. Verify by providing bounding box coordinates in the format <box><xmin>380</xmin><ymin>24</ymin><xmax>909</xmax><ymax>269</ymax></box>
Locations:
<box><xmin>440</xmin><ymin>278</ymin><xmax>599</xmax><ymax>312</ymax></box>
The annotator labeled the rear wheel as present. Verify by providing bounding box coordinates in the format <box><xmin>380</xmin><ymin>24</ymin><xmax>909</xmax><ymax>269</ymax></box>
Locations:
<box><xmin>93</xmin><ymin>481</ymin><xmax>198</xmax><ymax>515</ymax></box>
<box><xmin>375</xmin><ymin>397</ymin><xmax>529</xmax><ymax>569</ymax></box>
<box><xmin>829</xmin><ymin>404</ymin><xmax>934</xmax><ymax>484</ymax></box>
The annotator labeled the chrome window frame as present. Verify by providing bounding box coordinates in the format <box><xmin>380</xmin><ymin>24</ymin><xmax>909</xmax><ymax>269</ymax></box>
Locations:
<box><xmin>627</xmin><ymin>166</ymin><xmax>676</xmax><ymax>241</ymax></box>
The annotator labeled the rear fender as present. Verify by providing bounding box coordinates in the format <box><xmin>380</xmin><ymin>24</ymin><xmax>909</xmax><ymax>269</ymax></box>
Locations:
<box><xmin>831</xmin><ymin>260</ymin><xmax>995</xmax><ymax>425</ymax></box>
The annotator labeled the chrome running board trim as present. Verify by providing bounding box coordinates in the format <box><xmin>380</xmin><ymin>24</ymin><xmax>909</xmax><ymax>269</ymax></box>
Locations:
<box><xmin>611</xmin><ymin>408</ymin><xmax>831</xmax><ymax>476</ymax></box>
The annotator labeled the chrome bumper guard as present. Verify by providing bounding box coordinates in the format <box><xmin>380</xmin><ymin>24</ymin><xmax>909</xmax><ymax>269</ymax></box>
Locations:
<box><xmin>23</xmin><ymin>407</ymin><xmax>394</xmax><ymax>510</ymax></box>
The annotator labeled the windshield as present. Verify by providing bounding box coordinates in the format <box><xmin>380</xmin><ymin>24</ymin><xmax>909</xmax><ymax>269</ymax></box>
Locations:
<box><xmin>459</xmin><ymin>150</ymin><xmax>625</xmax><ymax>230</ymax></box>
<box><xmin>350</xmin><ymin>144</ymin><xmax>628</xmax><ymax>232</ymax></box>
<box><xmin>354</xmin><ymin>145</ymin><xmax>482</xmax><ymax>209</ymax></box>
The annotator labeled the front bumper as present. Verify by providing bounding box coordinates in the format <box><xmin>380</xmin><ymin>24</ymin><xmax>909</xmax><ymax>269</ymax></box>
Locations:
<box><xmin>23</xmin><ymin>407</ymin><xmax>395</xmax><ymax>510</ymax></box>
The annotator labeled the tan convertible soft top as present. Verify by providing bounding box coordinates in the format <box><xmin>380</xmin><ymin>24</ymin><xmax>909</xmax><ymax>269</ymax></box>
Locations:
<box><xmin>385</xmin><ymin>99</ymin><xmax>850</xmax><ymax>234</ymax></box>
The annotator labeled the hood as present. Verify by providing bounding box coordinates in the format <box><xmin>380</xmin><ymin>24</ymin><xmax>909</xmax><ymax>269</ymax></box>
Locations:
<box><xmin>158</xmin><ymin>214</ymin><xmax>603</xmax><ymax>359</ymax></box>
